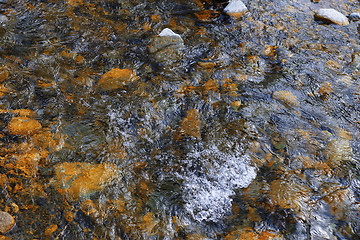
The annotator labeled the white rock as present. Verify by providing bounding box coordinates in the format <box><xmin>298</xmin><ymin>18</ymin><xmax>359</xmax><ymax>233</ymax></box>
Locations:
<box><xmin>224</xmin><ymin>0</ymin><xmax>248</xmax><ymax>18</ymax></box>
<box><xmin>314</xmin><ymin>9</ymin><xmax>349</xmax><ymax>26</ymax></box>
<box><xmin>158</xmin><ymin>28</ymin><xmax>181</xmax><ymax>38</ymax></box>
<box><xmin>0</xmin><ymin>211</ymin><xmax>15</xmax><ymax>234</ymax></box>
<box><xmin>0</xmin><ymin>14</ymin><xmax>8</xmax><ymax>24</ymax></box>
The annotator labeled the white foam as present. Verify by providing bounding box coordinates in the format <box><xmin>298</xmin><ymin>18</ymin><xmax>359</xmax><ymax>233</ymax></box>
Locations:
<box><xmin>224</xmin><ymin>0</ymin><xmax>248</xmax><ymax>14</ymax></box>
<box><xmin>181</xmin><ymin>145</ymin><xmax>256</xmax><ymax>222</ymax></box>
<box><xmin>158</xmin><ymin>28</ymin><xmax>182</xmax><ymax>38</ymax></box>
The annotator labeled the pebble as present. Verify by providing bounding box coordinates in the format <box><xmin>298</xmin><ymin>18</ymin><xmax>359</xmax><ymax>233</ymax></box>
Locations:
<box><xmin>224</xmin><ymin>0</ymin><xmax>248</xmax><ymax>19</ymax></box>
<box><xmin>0</xmin><ymin>211</ymin><xmax>15</xmax><ymax>234</ymax></box>
<box><xmin>314</xmin><ymin>9</ymin><xmax>349</xmax><ymax>26</ymax></box>
<box><xmin>348</xmin><ymin>12</ymin><xmax>360</xmax><ymax>21</ymax></box>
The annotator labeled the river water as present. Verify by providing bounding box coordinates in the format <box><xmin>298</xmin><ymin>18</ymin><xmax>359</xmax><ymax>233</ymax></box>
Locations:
<box><xmin>0</xmin><ymin>0</ymin><xmax>360</xmax><ymax>239</ymax></box>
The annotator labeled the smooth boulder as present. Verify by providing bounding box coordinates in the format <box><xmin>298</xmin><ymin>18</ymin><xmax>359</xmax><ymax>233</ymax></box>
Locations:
<box><xmin>314</xmin><ymin>9</ymin><xmax>349</xmax><ymax>26</ymax></box>
<box><xmin>0</xmin><ymin>211</ymin><xmax>15</xmax><ymax>234</ymax></box>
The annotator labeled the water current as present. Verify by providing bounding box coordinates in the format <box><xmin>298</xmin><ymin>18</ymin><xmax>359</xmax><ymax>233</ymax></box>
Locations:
<box><xmin>0</xmin><ymin>0</ymin><xmax>360</xmax><ymax>239</ymax></box>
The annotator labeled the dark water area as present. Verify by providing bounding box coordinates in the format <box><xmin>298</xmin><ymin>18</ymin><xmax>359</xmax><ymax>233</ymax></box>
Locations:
<box><xmin>0</xmin><ymin>0</ymin><xmax>360</xmax><ymax>239</ymax></box>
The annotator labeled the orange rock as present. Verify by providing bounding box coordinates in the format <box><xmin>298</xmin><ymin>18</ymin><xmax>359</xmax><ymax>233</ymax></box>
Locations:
<box><xmin>0</xmin><ymin>175</ymin><xmax>8</xmax><ymax>188</ymax></box>
<box><xmin>67</xmin><ymin>0</ymin><xmax>83</xmax><ymax>7</ymax></box>
<box><xmin>97</xmin><ymin>68</ymin><xmax>137</xmax><ymax>91</ymax></box>
<box><xmin>319</xmin><ymin>81</ymin><xmax>333</xmax><ymax>97</ymax></box>
<box><xmin>14</xmin><ymin>151</ymin><xmax>41</xmax><ymax>177</ymax></box>
<box><xmin>52</xmin><ymin>162</ymin><xmax>120</xmax><ymax>199</ymax></box>
<box><xmin>269</xmin><ymin>179</ymin><xmax>310</xmax><ymax>211</ymax></box>
<box><xmin>0</xmin><ymin>84</ymin><xmax>10</xmax><ymax>98</ymax></box>
<box><xmin>231</xmin><ymin>101</ymin><xmax>242</xmax><ymax>111</ymax></box>
<box><xmin>151</xmin><ymin>15</ymin><xmax>161</xmax><ymax>23</ymax></box>
<box><xmin>139</xmin><ymin>212</ymin><xmax>159</xmax><ymax>235</ymax></box>
<box><xmin>44</xmin><ymin>224</ymin><xmax>58</xmax><ymax>238</ymax></box>
<box><xmin>0</xmin><ymin>69</ymin><xmax>9</xmax><ymax>83</ymax></box>
<box><xmin>12</xmin><ymin>109</ymin><xmax>36</xmax><ymax>118</ymax></box>
<box><xmin>195</xmin><ymin>10</ymin><xmax>219</xmax><ymax>22</ymax></box>
<box><xmin>179</xmin><ymin>109</ymin><xmax>201</xmax><ymax>139</ymax></box>
<box><xmin>64</xmin><ymin>211</ymin><xmax>76</xmax><ymax>222</ymax></box>
<box><xmin>7</xmin><ymin>117</ymin><xmax>42</xmax><ymax>136</ymax></box>
<box><xmin>273</xmin><ymin>90</ymin><xmax>299</xmax><ymax>107</ymax></box>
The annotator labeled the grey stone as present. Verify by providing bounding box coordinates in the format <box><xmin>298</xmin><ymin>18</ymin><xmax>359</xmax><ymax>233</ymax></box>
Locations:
<box><xmin>148</xmin><ymin>28</ymin><xmax>184</xmax><ymax>63</ymax></box>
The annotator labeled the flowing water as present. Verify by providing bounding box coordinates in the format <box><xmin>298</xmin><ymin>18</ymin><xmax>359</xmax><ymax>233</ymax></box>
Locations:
<box><xmin>0</xmin><ymin>0</ymin><xmax>360</xmax><ymax>239</ymax></box>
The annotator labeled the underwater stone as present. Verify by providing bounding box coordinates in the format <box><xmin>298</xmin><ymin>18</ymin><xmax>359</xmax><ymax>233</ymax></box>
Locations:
<box><xmin>0</xmin><ymin>15</ymin><xmax>8</xmax><ymax>24</ymax></box>
<box><xmin>148</xmin><ymin>28</ymin><xmax>184</xmax><ymax>63</ymax></box>
<box><xmin>97</xmin><ymin>68</ymin><xmax>137</xmax><ymax>91</ymax></box>
<box><xmin>51</xmin><ymin>162</ymin><xmax>120</xmax><ymax>199</ymax></box>
<box><xmin>7</xmin><ymin>117</ymin><xmax>42</xmax><ymax>136</ymax></box>
<box><xmin>0</xmin><ymin>211</ymin><xmax>15</xmax><ymax>234</ymax></box>
<box><xmin>273</xmin><ymin>90</ymin><xmax>300</xmax><ymax>107</ymax></box>
<box><xmin>314</xmin><ymin>9</ymin><xmax>349</xmax><ymax>26</ymax></box>
<box><xmin>224</xmin><ymin>0</ymin><xmax>248</xmax><ymax>19</ymax></box>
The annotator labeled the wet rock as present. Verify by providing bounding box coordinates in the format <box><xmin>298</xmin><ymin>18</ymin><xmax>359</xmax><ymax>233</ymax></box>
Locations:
<box><xmin>348</xmin><ymin>12</ymin><xmax>360</xmax><ymax>21</ymax></box>
<box><xmin>51</xmin><ymin>162</ymin><xmax>120</xmax><ymax>199</ymax></box>
<box><xmin>44</xmin><ymin>224</ymin><xmax>58</xmax><ymax>238</ymax></box>
<box><xmin>269</xmin><ymin>179</ymin><xmax>310</xmax><ymax>212</ymax></box>
<box><xmin>224</xmin><ymin>0</ymin><xmax>248</xmax><ymax>19</ymax></box>
<box><xmin>67</xmin><ymin>0</ymin><xmax>83</xmax><ymax>7</ymax></box>
<box><xmin>273</xmin><ymin>90</ymin><xmax>300</xmax><ymax>107</ymax></box>
<box><xmin>0</xmin><ymin>68</ymin><xmax>9</xmax><ymax>83</ymax></box>
<box><xmin>97</xmin><ymin>68</ymin><xmax>137</xmax><ymax>91</ymax></box>
<box><xmin>314</xmin><ymin>9</ymin><xmax>349</xmax><ymax>26</ymax></box>
<box><xmin>325</xmin><ymin>138</ymin><xmax>353</xmax><ymax>169</ymax></box>
<box><xmin>0</xmin><ymin>15</ymin><xmax>8</xmax><ymax>24</ymax></box>
<box><xmin>0</xmin><ymin>211</ymin><xmax>15</xmax><ymax>234</ymax></box>
<box><xmin>318</xmin><ymin>81</ymin><xmax>333</xmax><ymax>97</ymax></box>
<box><xmin>231</xmin><ymin>100</ymin><xmax>242</xmax><ymax>111</ymax></box>
<box><xmin>179</xmin><ymin>108</ymin><xmax>201</xmax><ymax>139</ymax></box>
<box><xmin>12</xmin><ymin>109</ymin><xmax>36</xmax><ymax>118</ymax></box>
<box><xmin>225</xmin><ymin>228</ymin><xmax>284</xmax><ymax>240</ymax></box>
<box><xmin>148</xmin><ymin>28</ymin><xmax>184</xmax><ymax>63</ymax></box>
<box><xmin>350</xmin><ymin>52</ymin><xmax>360</xmax><ymax>68</ymax></box>
<box><xmin>7</xmin><ymin>117</ymin><xmax>42</xmax><ymax>136</ymax></box>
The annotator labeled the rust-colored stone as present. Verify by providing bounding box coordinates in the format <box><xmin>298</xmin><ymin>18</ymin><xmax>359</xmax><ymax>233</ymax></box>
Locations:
<box><xmin>273</xmin><ymin>90</ymin><xmax>299</xmax><ymax>107</ymax></box>
<box><xmin>179</xmin><ymin>109</ymin><xmax>201</xmax><ymax>139</ymax></box>
<box><xmin>97</xmin><ymin>68</ymin><xmax>137</xmax><ymax>91</ymax></box>
<box><xmin>7</xmin><ymin>117</ymin><xmax>42</xmax><ymax>136</ymax></box>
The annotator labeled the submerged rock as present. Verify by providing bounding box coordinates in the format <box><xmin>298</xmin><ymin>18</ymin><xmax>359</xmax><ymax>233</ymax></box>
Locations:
<box><xmin>148</xmin><ymin>28</ymin><xmax>184</xmax><ymax>63</ymax></box>
<box><xmin>0</xmin><ymin>211</ymin><xmax>15</xmax><ymax>234</ymax></box>
<box><xmin>97</xmin><ymin>68</ymin><xmax>137</xmax><ymax>91</ymax></box>
<box><xmin>178</xmin><ymin>108</ymin><xmax>201</xmax><ymax>139</ymax></box>
<box><xmin>224</xmin><ymin>0</ymin><xmax>248</xmax><ymax>19</ymax></box>
<box><xmin>314</xmin><ymin>9</ymin><xmax>349</xmax><ymax>26</ymax></box>
<box><xmin>52</xmin><ymin>162</ymin><xmax>120</xmax><ymax>199</ymax></box>
<box><xmin>7</xmin><ymin>117</ymin><xmax>42</xmax><ymax>136</ymax></box>
<box><xmin>273</xmin><ymin>90</ymin><xmax>300</xmax><ymax>107</ymax></box>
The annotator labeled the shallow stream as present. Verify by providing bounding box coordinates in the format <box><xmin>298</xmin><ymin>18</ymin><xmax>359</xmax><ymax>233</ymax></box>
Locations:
<box><xmin>0</xmin><ymin>0</ymin><xmax>360</xmax><ymax>239</ymax></box>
